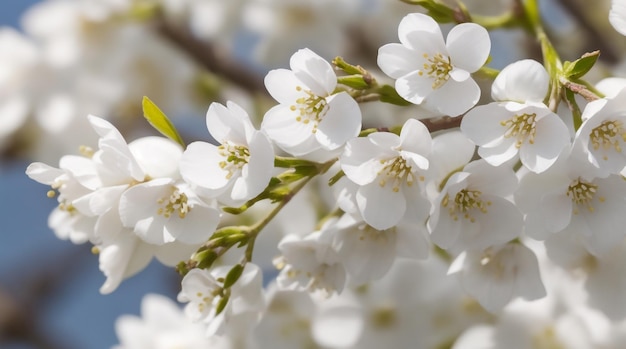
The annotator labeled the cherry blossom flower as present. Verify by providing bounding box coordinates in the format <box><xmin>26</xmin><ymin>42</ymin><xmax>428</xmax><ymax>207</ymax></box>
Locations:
<box><xmin>178</xmin><ymin>264</ymin><xmax>265</xmax><ymax>336</ymax></box>
<box><xmin>377</xmin><ymin>13</ymin><xmax>490</xmax><ymax>116</ymax></box>
<box><xmin>428</xmin><ymin>160</ymin><xmax>522</xmax><ymax>251</ymax></box>
<box><xmin>261</xmin><ymin>48</ymin><xmax>362</xmax><ymax>160</ymax></box>
<box><xmin>329</xmin><ymin>212</ymin><xmax>430</xmax><ymax>285</ymax></box>
<box><xmin>274</xmin><ymin>229</ymin><xmax>346</xmax><ymax>295</ymax></box>
<box><xmin>516</xmin><ymin>154</ymin><xmax>626</xmax><ymax>256</ymax></box>
<box><xmin>448</xmin><ymin>242</ymin><xmax>546</xmax><ymax>313</ymax></box>
<box><xmin>113</xmin><ymin>293</ymin><xmax>229</xmax><ymax>349</ymax></box>
<box><xmin>573</xmin><ymin>87</ymin><xmax>626</xmax><ymax>176</ymax></box>
<box><xmin>180</xmin><ymin>101</ymin><xmax>274</xmax><ymax>207</ymax></box>
<box><xmin>340</xmin><ymin>118</ymin><xmax>431</xmax><ymax>230</ymax></box>
<box><xmin>461</xmin><ymin>60</ymin><xmax>571</xmax><ymax>173</ymax></box>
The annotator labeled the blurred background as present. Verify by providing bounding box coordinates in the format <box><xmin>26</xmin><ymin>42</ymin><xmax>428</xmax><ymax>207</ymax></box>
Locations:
<box><xmin>1</xmin><ymin>0</ymin><xmax>624</xmax><ymax>348</ymax></box>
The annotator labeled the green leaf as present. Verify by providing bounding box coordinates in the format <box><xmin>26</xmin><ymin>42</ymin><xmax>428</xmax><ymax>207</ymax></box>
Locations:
<box><xmin>142</xmin><ymin>96</ymin><xmax>185</xmax><ymax>147</ymax></box>
<box><xmin>223</xmin><ymin>264</ymin><xmax>244</xmax><ymax>289</ymax></box>
<box><xmin>563</xmin><ymin>51</ymin><xmax>600</xmax><ymax>80</ymax></box>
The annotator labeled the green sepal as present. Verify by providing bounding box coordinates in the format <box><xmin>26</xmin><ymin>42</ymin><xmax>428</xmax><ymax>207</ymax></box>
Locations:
<box><xmin>564</xmin><ymin>88</ymin><xmax>583</xmax><ymax>131</ymax></box>
<box><xmin>176</xmin><ymin>261</ymin><xmax>190</xmax><ymax>276</ymax></box>
<box><xmin>377</xmin><ymin>85</ymin><xmax>412</xmax><ymax>106</ymax></box>
<box><xmin>328</xmin><ymin>170</ymin><xmax>345</xmax><ymax>186</ymax></box>
<box><xmin>333</xmin><ymin>56</ymin><xmax>365</xmax><ymax>75</ymax></box>
<box><xmin>274</xmin><ymin>156</ymin><xmax>318</xmax><ymax>168</ymax></box>
<box><xmin>142</xmin><ymin>96</ymin><xmax>185</xmax><ymax>147</ymax></box>
<box><xmin>215</xmin><ymin>294</ymin><xmax>229</xmax><ymax>316</ymax></box>
<box><xmin>337</xmin><ymin>75</ymin><xmax>371</xmax><ymax>90</ymax></box>
<box><xmin>223</xmin><ymin>264</ymin><xmax>244</xmax><ymax>289</ymax></box>
<box><xmin>195</xmin><ymin>250</ymin><xmax>219</xmax><ymax>269</ymax></box>
<box><xmin>211</xmin><ymin>226</ymin><xmax>249</xmax><ymax>239</ymax></box>
<box><xmin>563</xmin><ymin>51</ymin><xmax>600</xmax><ymax>80</ymax></box>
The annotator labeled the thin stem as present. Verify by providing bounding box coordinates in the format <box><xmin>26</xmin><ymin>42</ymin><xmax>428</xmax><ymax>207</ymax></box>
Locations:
<box><xmin>244</xmin><ymin>159</ymin><xmax>336</xmax><ymax>261</ymax></box>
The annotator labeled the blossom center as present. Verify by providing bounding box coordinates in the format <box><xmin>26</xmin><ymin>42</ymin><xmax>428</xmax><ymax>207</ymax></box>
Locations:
<box><xmin>290</xmin><ymin>86</ymin><xmax>329</xmax><ymax>133</ymax></box>
<box><xmin>157</xmin><ymin>189</ymin><xmax>191</xmax><ymax>219</ymax></box>
<box><xmin>589</xmin><ymin>120</ymin><xmax>626</xmax><ymax>160</ymax></box>
<box><xmin>218</xmin><ymin>142</ymin><xmax>250</xmax><ymax>180</ymax></box>
<box><xmin>371</xmin><ymin>303</ymin><xmax>397</xmax><ymax>329</ymax></box>
<box><xmin>419</xmin><ymin>53</ymin><xmax>452</xmax><ymax>89</ymax></box>
<box><xmin>442</xmin><ymin>189</ymin><xmax>491</xmax><ymax>223</ymax></box>
<box><xmin>377</xmin><ymin>157</ymin><xmax>416</xmax><ymax>192</ymax></box>
<box><xmin>194</xmin><ymin>289</ymin><xmax>221</xmax><ymax>315</ymax></box>
<box><xmin>566</xmin><ymin>178</ymin><xmax>604</xmax><ymax>215</ymax></box>
<box><xmin>501</xmin><ymin>113</ymin><xmax>537</xmax><ymax>148</ymax></box>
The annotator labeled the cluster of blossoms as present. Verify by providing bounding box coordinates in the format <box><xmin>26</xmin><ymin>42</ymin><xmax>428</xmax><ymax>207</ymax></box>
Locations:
<box><xmin>22</xmin><ymin>0</ymin><xmax>626</xmax><ymax>348</ymax></box>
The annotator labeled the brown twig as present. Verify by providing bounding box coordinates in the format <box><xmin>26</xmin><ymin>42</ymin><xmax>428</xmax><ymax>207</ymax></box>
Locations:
<box><xmin>153</xmin><ymin>17</ymin><xmax>266</xmax><ymax>94</ymax></box>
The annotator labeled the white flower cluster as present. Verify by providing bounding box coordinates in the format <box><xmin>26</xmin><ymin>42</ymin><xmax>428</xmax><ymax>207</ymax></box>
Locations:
<box><xmin>20</xmin><ymin>0</ymin><xmax>626</xmax><ymax>348</ymax></box>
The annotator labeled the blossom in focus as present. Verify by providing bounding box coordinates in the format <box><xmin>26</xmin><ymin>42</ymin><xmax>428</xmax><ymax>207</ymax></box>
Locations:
<box><xmin>262</xmin><ymin>48</ymin><xmax>362</xmax><ymax>161</ymax></box>
<box><xmin>428</xmin><ymin>160</ymin><xmax>522</xmax><ymax>251</ymax></box>
<box><xmin>573</xmin><ymin>88</ymin><xmax>626</xmax><ymax>177</ymax></box>
<box><xmin>377</xmin><ymin>13</ymin><xmax>490</xmax><ymax>116</ymax></box>
<box><xmin>180</xmin><ymin>101</ymin><xmax>274</xmax><ymax>207</ymax></box>
<box><xmin>461</xmin><ymin>59</ymin><xmax>570</xmax><ymax>173</ymax></box>
<box><xmin>340</xmin><ymin>118</ymin><xmax>431</xmax><ymax>230</ymax></box>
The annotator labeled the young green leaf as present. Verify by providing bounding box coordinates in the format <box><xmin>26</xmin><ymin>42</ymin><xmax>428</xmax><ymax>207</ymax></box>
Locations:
<box><xmin>563</xmin><ymin>51</ymin><xmax>599</xmax><ymax>80</ymax></box>
<box><xmin>142</xmin><ymin>96</ymin><xmax>185</xmax><ymax>147</ymax></box>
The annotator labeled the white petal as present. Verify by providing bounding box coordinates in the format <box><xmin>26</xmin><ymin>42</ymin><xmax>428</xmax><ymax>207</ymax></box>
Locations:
<box><xmin>357</xmin><ymin>183</ymin><xmax>406</xmax><ymax>230</ymax></box>
<box><xmin>312</xmin><ymin>306</ymin><xmax>363</xmax><ymax>348</ymax></box>
<box><xmin>424</xmin><ymin>77</ymin><xmax>480</xmax><ymax>116</ymax></box>
<box><xmin>262</xmin><ymin>105</ymin><xmax>317</xmax><ymax>151</ymax></box>
<box><xmin>290</xmin><ymin>48</ymin><xmax>336</xmax><ymax>96</ymax></box>
<box><xmin>180</xmin><ymin>141</ymin><xmax>231</xmax><ymax>195</ymax></box>
<box><xmin>399</xmin><ymin>118</ymin><xmax>432</xmax><ymax>157</ymax></box>
<box><xmin>446</xmin><ymin>23</ymin><xmax>490</xmax><ymax>73</ymax></box>
<box><xmin>398</xmin><ymin>13</ymin><xmax>444</xmax><ymax>50</ymax></box>
<box><xmin>395</xmin><ymin>70</ymin><xmax>435</xmax><ymax>105</ymax></box>
<box><xmin>491</xmin><ymin>59</ymin><xmax>549</xmax><ymax>102</ymax></box>
<box><xmin>264</xmin><ymin>68</ymin><xmax>302</xmax><ymax>105</ymax></box>
<box><xmin>341</xmin><ymin>137</ymin><xmax>386</xmax><ymax>186</ymax></box>
<box><xmin>316</xmin><ymin>92</ymin><xmax>361</xmax><ymax>150</ymax></box>
<box><xmin>377</xmin><ymin>43</ymin><xmax>423</xmax><ymax>79</ymax></box>
<box><xmin>610</xmin><ymin>0</ymin><xmax>626</xmax><ymax>36</ymax></box>
<box><xmin>231</xmin><ymin>131</ymin><xmax>274</xmax><ymax>202</ymax></box>
<box><xmin>129</xmin><ymin>137</ymin><xmax>182</xmax><ymax>179</ymax></box>
<box><xmin>461</xmin><ymin>103</ymin><xmax>512</xmax><ymax>146</ymax></box>
<box><xmin>166</xmin><ymin>204</ymin><xmax>219</xmax><ymax>245</ymax></box>
<box><xmin>520</xmin><ymin>113</ymin><xmax>570</xmax><ymax>173</ymax></box>
<box><xmin>206</xmin><ymin>101</ymin><xmax>249</xmax><ymax>145</ymax></box>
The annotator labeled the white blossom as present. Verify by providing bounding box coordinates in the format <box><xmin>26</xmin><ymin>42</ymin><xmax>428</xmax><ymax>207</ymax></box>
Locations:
<box><xmin>377</xmin><ymin>13</ymin><xmax>490</xmax><ymax>116</ymax></box>
<box><xmin>340</xmin><ymin>118</ymin><xmax>431</xmax><ymax>230</ymax></box>
<box><xmin>428</xmin><ymin>160</ymin><xmax>522</xmax><ymax>251</ymax></box>
<box><xmin>448</xmin><ymin>242</ymin><xmax>546</xmax><ymax>313</ymax></box>
<box><xmin>573</xmin><ymin>88</ymin><xmax>626</xmax><ymax>176</ymax></box>
<box><xmin>178</xmin><ymin>264</ymin><xmax>265</xmax><ymax>336</ymax></box>
<box><xmin>113</xmin><ymin>293</ymin><xmax>229</xmax><ymax>349</ymax></box>
<box><xmin>261</xmin><ymin>48</ymin><xmax>362</xmax><ymax>160</ymax></box>
<box><xmin>461</xmin><ymin>60</ymin><xmax>571</xmax><ymax>173</ymax></box>
<box><xmin>180</xmin><ymin>101</ymin><xmax>274</xmax><ymax>207</ymax></box>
